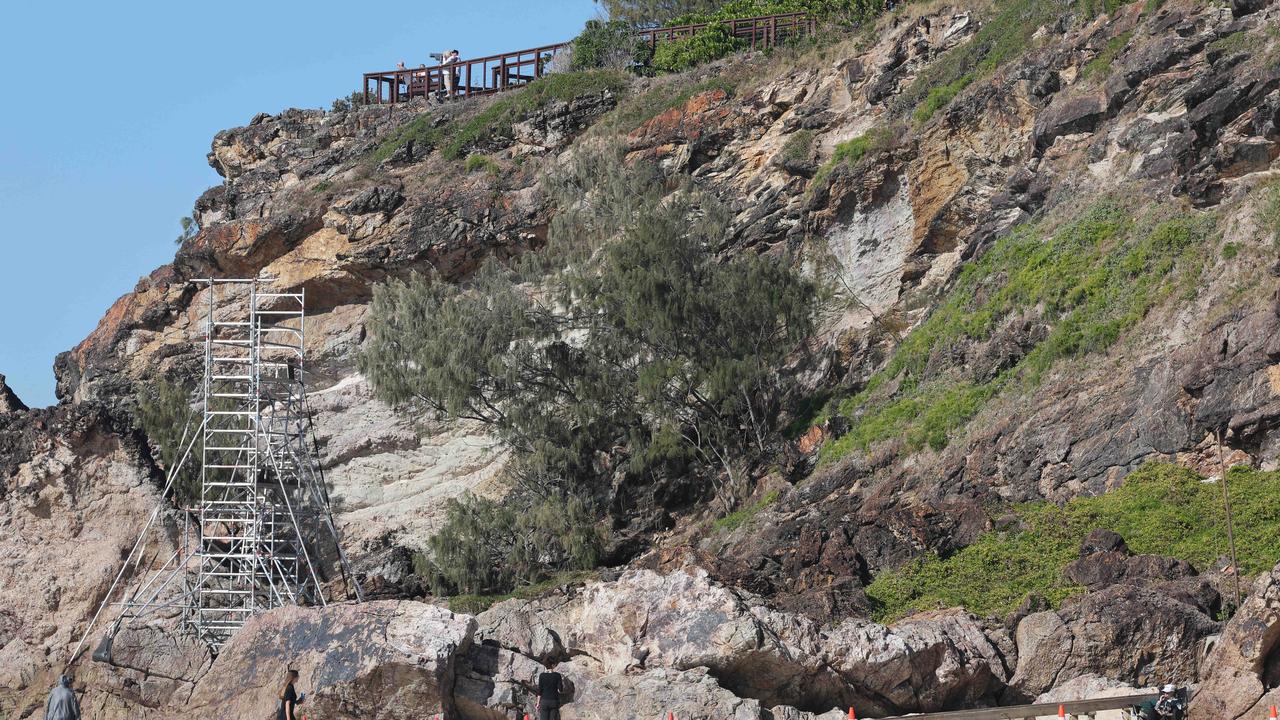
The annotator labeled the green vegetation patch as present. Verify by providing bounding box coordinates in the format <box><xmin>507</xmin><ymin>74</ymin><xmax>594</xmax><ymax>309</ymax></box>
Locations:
<box><xmin>1082</xmin><ymin>30</ymin><xmax>1133</xmax><ymax>81</ymax></box>
<box><xmin>372</xmin><ymin>70</ymin><xmax>630</xmax><ymax>164</ymax></box>
<box><xmin>1259</xmin><ymin>179</ymin><xmax>1280</xmax><ymax>249</ymax></box>
<box><xmin>820</xmin><ymin>201</ymin><xmax>1214</xmax><ymax>464</ymax></box>
<box><xmin>444</xmin><ymin>70</ymin><xmax>630</xmax><ymax>159</ymax></box>
<box><xmin>442</xmin><ymin>570</ymin><xmax>600</xmax><ymax>615</ymax></box>
<box><xmin>811</xmin><ymin>127</ymin><xmax>894</xmax><ymax>188</ymax></box>
<box><xmin>866</xmin><ymin>464</ymin><xmax>1280</xmax><ymax>621</ymax></box>
<box><xmin>714</xmin><ymin>490</ymin><xmax>781</xmax><ymax>531</ymax></box>
<box><xmin>899</xmin><ymin>0</ymin><xmax>1065</xmax><ymax>122</ymax></box>
<box><xmin>653</xmin><ymin>22</ymin><xmax>747</xmax><ymax>73</ymax></box>
<box><xmin>371</xmin><ymin>113</ymin><xmax>450</xmax><ymax>164</ymax></box>
<box><xmin>464</xmin><ymin>153</ymin><xmax>500</xmax><ymax>174</ymax></box>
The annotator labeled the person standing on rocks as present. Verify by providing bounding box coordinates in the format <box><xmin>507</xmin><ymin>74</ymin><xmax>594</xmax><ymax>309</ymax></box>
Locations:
<box><xmin>277</xmin><ymin>668</ymin><xmax>305</xmax><ymax>720</ymax></box>
<box><xmin>536</xmin><ymin>669</ymin><xmax>564</xmax><ymax>720</ymax></box>
<box><xmin>44</xmin><ymin>674</ymin><xmax>80</xmax><ymax>720</ymax></box>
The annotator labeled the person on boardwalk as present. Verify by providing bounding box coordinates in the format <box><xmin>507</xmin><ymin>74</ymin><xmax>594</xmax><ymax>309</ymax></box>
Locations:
<box><xmin>441</xmin><ymin>49</ymin><xmax>461</xmax><ymax>98</ymax></box>
<box><xmin>536</xmin><ymin>669</ymin><xmax>564</xmax><ymax>720</ymax></box>
<box><xmin>277</xmin><ymin>668</ymin><xmax>305</xmax><ymax>720</ymax></box>
<box><xmin>44</xmin><ymin>675</ymin><xmax>80</xmax><ymax>720</ymax></box>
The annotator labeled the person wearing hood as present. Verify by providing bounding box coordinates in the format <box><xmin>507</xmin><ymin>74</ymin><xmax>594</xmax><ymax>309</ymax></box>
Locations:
<box><xmin>45</xmin><ymin>675</ymin><xmax>80</xmax><ymax>720</ymax></box>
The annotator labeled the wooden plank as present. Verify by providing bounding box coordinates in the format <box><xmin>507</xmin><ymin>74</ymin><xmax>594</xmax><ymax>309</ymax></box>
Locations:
<box><xmin>874</xmin><ymin>693</ymin><xmax>1159</xmax><ymax>720</ymax></box>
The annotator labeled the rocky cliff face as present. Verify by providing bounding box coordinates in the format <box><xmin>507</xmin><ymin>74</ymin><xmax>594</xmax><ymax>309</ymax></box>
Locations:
<box><xmin>6</xmin><ymin>0</ymin><xmax>1280</xmax><ymax>716</ymax></box>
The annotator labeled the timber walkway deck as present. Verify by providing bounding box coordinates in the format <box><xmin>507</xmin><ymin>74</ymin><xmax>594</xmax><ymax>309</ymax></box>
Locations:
<box><xmin>876</xmin><ymin>692</ymin><xmax>1159</xmax><ymax>719</ymax></box>
<box><xmin>362</xmin><ymin>11</ymin><xmax>816</xmax><ymax>104</ymax></box>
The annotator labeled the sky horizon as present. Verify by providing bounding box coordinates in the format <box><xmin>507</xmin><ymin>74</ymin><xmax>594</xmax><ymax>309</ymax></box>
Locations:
<box><xmin>0</xmin><ymin>0</ymin><xmax>600</xmax><ymax>408</ymax></box>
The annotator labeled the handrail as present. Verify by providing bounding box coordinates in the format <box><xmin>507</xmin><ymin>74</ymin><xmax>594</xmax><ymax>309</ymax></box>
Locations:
<box><xmin>361</xmin><ymin>11</ymin><xmax>817</xmax><ymax>105</ymax></box>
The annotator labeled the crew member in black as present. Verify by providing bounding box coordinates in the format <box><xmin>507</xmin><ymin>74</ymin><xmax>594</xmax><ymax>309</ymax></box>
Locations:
<box><xmin>536</xmin><ymin>670</ymin><xmax>564</xmax><ymax>720</ymax></box>
<box><xmin>277</xmin><ymin>668</ymin><xmax>303</xmax><ymax>720</ymax></box>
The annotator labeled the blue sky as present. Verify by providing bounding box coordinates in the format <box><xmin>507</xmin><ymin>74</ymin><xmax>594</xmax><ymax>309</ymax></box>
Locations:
<box><xmin>0</xmin><ymin>0</ymin><xmax>600</xmax><ymax>408</ymax></box>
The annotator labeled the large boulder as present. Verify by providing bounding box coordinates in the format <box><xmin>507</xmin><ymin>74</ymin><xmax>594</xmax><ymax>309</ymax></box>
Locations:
<box><xmin>476</xmin><ymin>569</ymin><xmax>1010</xmax><ymax>716</ymax></box>
<box><xmin>1189</xmin><ymin>561</ymin><xmax>1280</xmax><ymax>720</ymax></box>
<box><xmin>562</xmin><ymin>667</ymin><xmax>762</xmax><ymax>720</ymax></box>
<box><xmin>825</xmin><ymin>609</ymin><xmax>1012</xmax><ymax>713</ymax></box>
<box><xmin>1006</xmin><ymin>584</ymin><xmax>1219</xmax><ymax>701</ymax></box>
<box><xmin>184</xmin><ymin>601</ymin><xmax>476</xmax><ymax>720</ymax></box>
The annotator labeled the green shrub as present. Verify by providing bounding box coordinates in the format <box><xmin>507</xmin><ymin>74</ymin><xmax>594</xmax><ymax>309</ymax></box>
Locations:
<box><xmin>1082</xmin><ymin>30</ymin><xmax>1133</xmax><ymax>81</ymax></box>
<box><xmin>866</xmin><ymin>463</ymin><xmax>1280</xmax><ymax>621</ymax></box>
<box><xmin>363</xmin><ymin>152</ymin><xmax>819</xmax><ymax>594</ymax></box>
<box><xmin>175</xmin><ymin>216</ymin><xmax>198</xmax><ymax>246</ymax></box>
<box><xmin>331</xmin><ymin>90</ymin><xmax>369</xmax><ymax>113</ymax></box>
<box><xmin>134</xmin><ymin>378</ymin><xmax>202</xmax><ymax>505</ymax></box>
<box><xmin>1221</xmin><ymin>242</ymin><xmax>1240</xmax><ymax>259</ymax></box>
<box><xmin>464</xmin><ymin>154</ymin><xmax>500</xmax><ymax>174</ymax></box>
<box><xmin>652</xmin><ymin>23</ymin><xmax>746</xmax><ymax>72</ymax></box>
<box><xmin>714</xmin><ymin>490</ymin><xmax>781</xmax><ymax>531</ymax></box>
<box><xmin>821</xmin><ymin>202</ymin><xmax>1214</xmax><ymax>464</ymax></box>
<box><xmin>811</xmin><ymin>127</ymin><xmax>894</xmax><ymax>187</ymax></box>
<box><xmin>572</xmin><ymin>19</ymin><xmax>654</xmax><ymax>70</ymax></box>
<box><xmin>670</xmin><ymin>0</ymin><xmax>889</xmax><ymax>25</ymax></box>
<box><xmin>779</xmin><ymin>129</ymin><xmax>815</xmax><ymax>164</ymax></box>
<box><xmin>418</xmin><ymin>493</ymin><xmax>602</xmax><ymax>596</ymax></box>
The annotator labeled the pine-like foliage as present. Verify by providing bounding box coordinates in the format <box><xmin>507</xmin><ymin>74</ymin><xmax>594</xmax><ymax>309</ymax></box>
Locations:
<box><xmin>135</xmin><ymin>377</ymin><xmax>202</xmax><ymax>505</ymax></box>
<box><xmin>361</xmin><ymin>148</ymin><xmax>817</xmax><ymax>594</ymax></box>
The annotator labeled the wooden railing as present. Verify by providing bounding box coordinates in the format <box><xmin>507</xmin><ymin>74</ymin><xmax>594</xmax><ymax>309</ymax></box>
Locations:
<box><xmin>362</xmin><ymin>12</ymin><xmax>816</xmax><ymax>105</ymax></box>
<box><xmin>636</xmin><ymin>12</ymin><xmax>815</xmax><ymax>51</ymax></box>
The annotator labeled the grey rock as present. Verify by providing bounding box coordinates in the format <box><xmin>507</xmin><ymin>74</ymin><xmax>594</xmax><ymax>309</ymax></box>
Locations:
<box><xmin>0</xmin><ymin>375</ymin><xmax>26</xmax><ymax>413</ymax></box>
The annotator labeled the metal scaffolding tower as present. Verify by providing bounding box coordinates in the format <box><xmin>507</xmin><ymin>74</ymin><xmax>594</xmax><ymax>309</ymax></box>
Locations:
<box><xmin>77</xmin><ymin>278</ymin><xmax>361</xmax><ymax>662</ymax></box>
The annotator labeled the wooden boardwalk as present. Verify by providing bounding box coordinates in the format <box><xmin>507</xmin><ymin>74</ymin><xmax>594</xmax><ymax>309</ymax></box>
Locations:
<box><xmin>362</xmin><ymin>12</ymin><xmax>816</xmax><ymax>105</ymax></box>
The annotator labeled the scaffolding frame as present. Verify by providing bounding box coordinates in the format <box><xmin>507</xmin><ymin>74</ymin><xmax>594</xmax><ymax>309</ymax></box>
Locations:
<box><xmin>76</xmin><ymin>278</ymin><xmax>362</xmax><ymax>663</ymax></box>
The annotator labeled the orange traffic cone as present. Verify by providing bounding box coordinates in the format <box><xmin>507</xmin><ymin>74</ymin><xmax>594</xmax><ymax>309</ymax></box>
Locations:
<box><xmin>668</xmin><ymin>713</ymin><xmax>675</xmax><ymax>720</ymax></box>
<box><xmin>1270</xmin><ymin>706</ymin><xmax>1277</xmax><ymax>719</ymax></box>
<box><xmin>1057</xmin><ymin>704</ymin><xmax>1065</xmax><ymax>718</ymax></box>
<box><xmin>847</xmin><ymin>708</ymin><xmax>856</xmax><ymax>720</ymax></box>
<box><xmin>524</xmin><ymin>715</ymin><xmax>531</xmax><ymax>720</ymax></box>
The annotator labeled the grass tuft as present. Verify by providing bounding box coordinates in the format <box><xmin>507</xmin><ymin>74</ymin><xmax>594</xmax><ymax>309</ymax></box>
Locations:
<box><xmin>714</xmin><ymin>490</ymin><xmax>781</xmax><ymax>531</ymax></box>
<box><xmin>444</xmin><ymin>569</ymin><xmax>599</xmax><ymax>615</ymax></box>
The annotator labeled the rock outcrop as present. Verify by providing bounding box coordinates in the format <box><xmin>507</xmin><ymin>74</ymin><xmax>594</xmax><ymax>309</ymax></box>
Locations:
<box><xmin>1189</xmin><ymin>561</ymin><xmax>1280</xmax><ymax>720</ymax></box>
<box><xmin>0</xmin><ymin>374</ymin><xmax>26</xmax><ymax>413</ymax></box>
<box><xmin>7</xmin><ymin>0</ymin><xmax>1280</xmax><ymax>715</ymax></box>
<box><xmin>474</xmin><ymin>568</ymin><xmax>1010</xmax><ymax>717</ymax></box>
<box><xmin>185</xmin><ymin>601</ymin><xmax>475</xmax><ymax>720</ymax></box>
<box><xmin>0</xmin><ymin>404</ymin><xmax>166</xmax><ymax>718</ymax></box>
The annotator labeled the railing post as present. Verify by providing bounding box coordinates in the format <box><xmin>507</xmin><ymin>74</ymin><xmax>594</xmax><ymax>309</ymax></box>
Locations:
<box><xmin>769</xmin><ymin>15</ymin><xmax>776</xmax><ymax>48</ymax></box>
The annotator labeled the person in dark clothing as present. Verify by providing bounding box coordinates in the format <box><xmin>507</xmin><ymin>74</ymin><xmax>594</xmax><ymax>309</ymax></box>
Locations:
<box><xmin>277</xmin><ymin>668</ymin><xmax>305</xmax><ymax>720</ymax></box>
<box><xmin>44</xmin><ymin>674</ymin><xmax>80</xmax><ymax>720</ymax></box>
<box><xmin>536</xmin><ymin>670</ymin><xmax>564</xmax><ymax>720</ymax></box>
<box><xmin>1137</xmin><ymin>684</ymin><xmax>1185</xmax><ymax>719</ymax></box>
